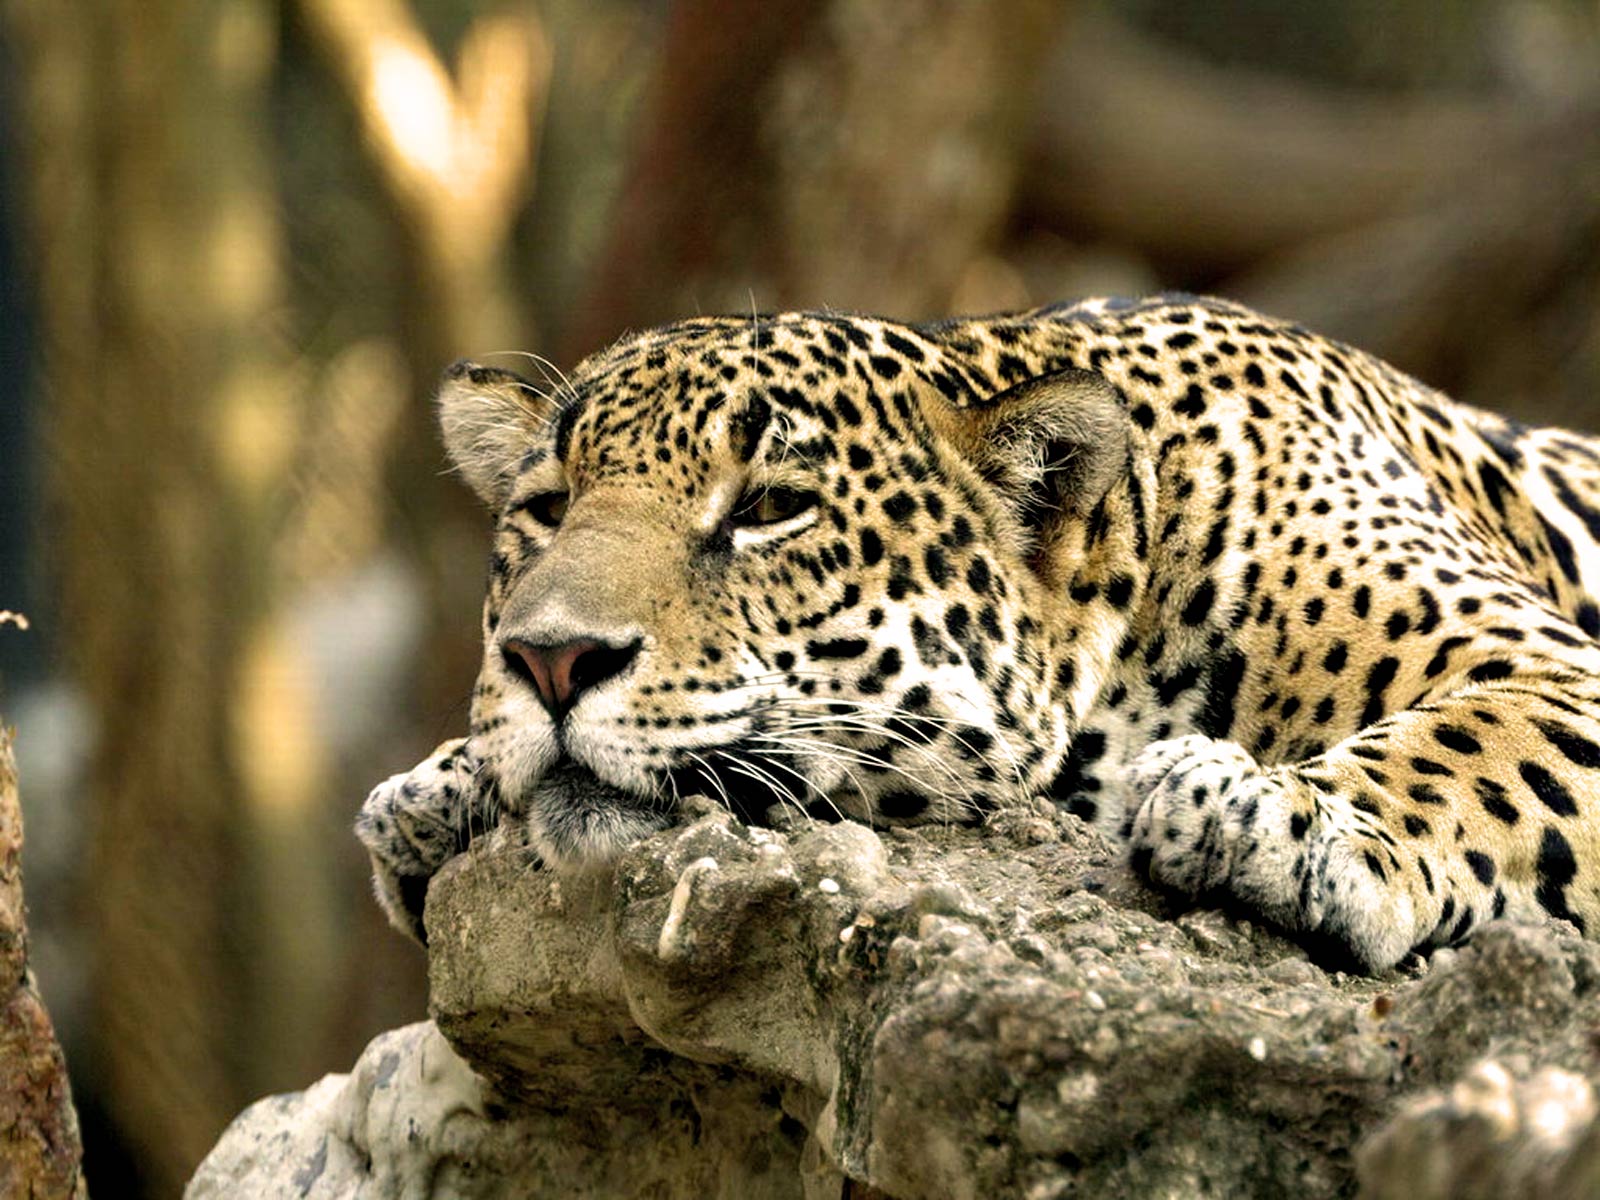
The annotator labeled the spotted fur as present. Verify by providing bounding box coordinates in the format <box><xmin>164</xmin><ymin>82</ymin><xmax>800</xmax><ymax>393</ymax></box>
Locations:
<box><xmin>358</xmin><ymin>295</ymin><xmax>1600</xmax><ymax>971</ymax></box>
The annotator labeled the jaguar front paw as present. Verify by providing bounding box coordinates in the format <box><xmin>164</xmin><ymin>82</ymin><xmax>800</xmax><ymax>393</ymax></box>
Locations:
<box><xmin>1128</xmin><ymin>734</ymin><xmax>1271</xmax><ymax>896</ymax></box>
<box><xmin>355</xmin><ymin>737</ymin><xmax>481</xmax><ymax>944</ymax></box>
<box><xmin>1129</xmin><ymin>735</ymin><xmax>1424</xmax><ymax>971</ymax></box>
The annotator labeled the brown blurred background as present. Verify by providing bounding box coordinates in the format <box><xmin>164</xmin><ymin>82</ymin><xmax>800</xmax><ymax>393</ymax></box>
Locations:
<box><xmin>1</xmin><ymin>0</ymin><xmax>1597</xmax><ymax>1194</ymax></box>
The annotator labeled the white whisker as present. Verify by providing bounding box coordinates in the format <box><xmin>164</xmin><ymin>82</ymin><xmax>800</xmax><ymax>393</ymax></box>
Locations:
<box><xmin>750</xmin><ymin>731</ymin><xmax>971</xmax><ymax>815</ymax></box>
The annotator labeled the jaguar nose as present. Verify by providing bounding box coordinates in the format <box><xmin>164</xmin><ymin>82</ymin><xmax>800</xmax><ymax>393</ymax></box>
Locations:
<box><xmin>501</xmin><ymin>636</ymin><xmax>642</xmax><ymax>721</ymax></box>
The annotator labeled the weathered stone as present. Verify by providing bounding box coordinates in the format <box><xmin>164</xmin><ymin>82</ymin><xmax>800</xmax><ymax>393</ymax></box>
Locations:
<box><xmin>193</xmin><ymin>801</ymin><xmax>1600</xmax><ymax>1198</ymax></box>
<box><xmin>0</xmin><ymin>730</ymin><xmax>87</xmax><ymax>1200</ymax></box>
<box><xmin>1359</xmin><ymin>1060</ymin><xmax>1600</xmax><ymax>1200</ymax></box>
<box><xmin>186</xmin><ymin>1021</ymin><xmax>811</xmax><ymax>1200</ymax></box>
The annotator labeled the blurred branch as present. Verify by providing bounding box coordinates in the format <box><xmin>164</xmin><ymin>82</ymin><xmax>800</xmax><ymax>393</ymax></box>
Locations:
<box><xmin>0</xmin><ymin>732</ymin><xmax>87</xmax><ymax>1199</ymax></box>
<box><xmin>297</xmin><ymin>0</ymin><xmax>547</xmax><ymax>263</ymax></box>
<box><xmin>296</xmin><ymin>0</ymin><xmax>551</xmax><ymax>351</ymax></box>
<box><xmin>1022</xmin><ymin>12</ymin><xmax>1549</xmax><ymax>276</ymax></box>
<box><xmin>1230</xmin><ymin>110</ymin><xmax>1600</xmax><ymax>398</ymax></box>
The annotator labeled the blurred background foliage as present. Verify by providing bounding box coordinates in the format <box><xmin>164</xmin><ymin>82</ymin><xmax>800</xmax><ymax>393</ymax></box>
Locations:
<box><xmin>0</xmin><ymin>0</ymin><xmax>1597</xmax><ymax>1193</ymax></box>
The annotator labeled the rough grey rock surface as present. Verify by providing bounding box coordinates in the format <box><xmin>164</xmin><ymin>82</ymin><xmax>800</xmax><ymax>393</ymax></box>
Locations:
<box><xmin>1358</xmin><ymin>1060</ymin><xmax>1600</xmax><ymax>1200</ymax></box>
<box><xmin>185</xmin><ymin>1019</ymin><xmax>806</xmax><ymax>1200</ymax></box>
<box><xmin>192</xmin><ymin>801</ymin><xmax>1600</xmax><ymax>1198</ymax></box>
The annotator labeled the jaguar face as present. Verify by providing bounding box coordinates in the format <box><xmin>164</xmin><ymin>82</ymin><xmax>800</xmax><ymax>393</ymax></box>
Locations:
<box><xmin>443</xmin><ymin>314</ymin><xmax>1132</xmax><ymax>864</ymax></box>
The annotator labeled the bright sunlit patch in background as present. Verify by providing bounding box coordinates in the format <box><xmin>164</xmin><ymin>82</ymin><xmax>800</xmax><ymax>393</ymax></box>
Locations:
<box><xmin>369</xmin><ymin>40</ymin><xmax>456</xmax><ymax>183</ymax></box>
<box><xmin>210</xmin><ymin>189</ymin><xmax>279</xmax><ymax>320</ymax></box>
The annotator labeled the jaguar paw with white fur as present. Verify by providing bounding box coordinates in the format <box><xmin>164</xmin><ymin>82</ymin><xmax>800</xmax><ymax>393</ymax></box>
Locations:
<box><xmin>1128</xmin><ymin>734</ymin><xmax>1275</xmax><ymax>897</ymax></box>
<box><xmin>355</xmin><ymin>737</ymin><xmax>482</xmax><ymax>943</ymax></box>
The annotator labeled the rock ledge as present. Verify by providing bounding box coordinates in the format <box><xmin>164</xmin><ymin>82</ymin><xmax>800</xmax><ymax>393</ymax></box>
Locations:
<box><xmin>191</xmin><ymin>804</ymin><xmax>1600</xmax><ymax>1198</ymax></box>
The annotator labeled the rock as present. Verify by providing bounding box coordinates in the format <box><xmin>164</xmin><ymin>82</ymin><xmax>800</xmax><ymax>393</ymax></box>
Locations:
<box><xmin>186</xmin><ymin>1021</ymin><xmax>809</xmax><ymax>1200</ymax></box>
<box><xmin>0</xmin><ymin>729</ymin><xmax>87</xmax><ymax>1200</ymax></box>
<box><xmin>192</xmin><ymin>804</ymin><xmax>1600</xmax><ymax>1198</ymax></box>
<box><xmin>1359</xmin><ymin>1060</ymin><xmax>1600</xmax><ymax>1200</ymax></box>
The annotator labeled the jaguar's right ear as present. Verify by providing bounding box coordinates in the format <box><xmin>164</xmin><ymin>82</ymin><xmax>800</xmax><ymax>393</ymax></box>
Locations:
<box><xmin>437</xmin><ymin>361</ymin><xmax>556</xmax><ymax>510</ymax></box>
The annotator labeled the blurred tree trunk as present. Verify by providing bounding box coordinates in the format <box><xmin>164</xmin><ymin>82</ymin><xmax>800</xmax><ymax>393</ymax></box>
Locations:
<box><xmin>4</xmin><ymin>0</ymin><xmax>318</xmax><ymax>1191</ymax></box>
<box><xmin>566</xmin><ymin>0</ymin><xmax>1064</xmax><ymax>357</ymax></box>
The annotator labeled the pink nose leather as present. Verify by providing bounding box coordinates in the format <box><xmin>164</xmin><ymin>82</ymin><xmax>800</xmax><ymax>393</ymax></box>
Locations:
<box><xmin>502</xmin><ymin>638</ymin><xmax>604</xmax><ymax>718</ymax></box>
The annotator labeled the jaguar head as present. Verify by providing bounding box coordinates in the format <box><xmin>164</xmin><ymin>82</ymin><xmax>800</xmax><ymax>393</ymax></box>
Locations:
<box><xmin>442</xmin><ymin>314</ymin><xmax>1134</xmax><ymax>864</ymax></box>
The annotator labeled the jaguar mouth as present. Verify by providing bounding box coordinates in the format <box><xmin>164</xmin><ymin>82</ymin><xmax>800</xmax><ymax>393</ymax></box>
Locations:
<box><xmin>525</xmin><ymin>758</ymin><xmax>677</xmax><ymax>865</ymax></box>
<box><xmin>523</xmin><ymin>748</ymin><xmax>825</xmax><ymax>865</ymax></box>
<box><xmin>535</xmin><ymin>757</ymin><xmax>654</xmax><ymax>810</ymax></box>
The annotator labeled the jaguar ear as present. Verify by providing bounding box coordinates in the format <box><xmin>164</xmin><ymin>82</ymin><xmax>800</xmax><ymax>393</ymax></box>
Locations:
<box><xmin>436</xmin><ymin>361</ymin><xmax>556</xmax><ymax>510</ymax></box>
<box><xmin>956</xmin><ymin>369</ymin><xmax>1129</xmax><ymax>527</ymax></box>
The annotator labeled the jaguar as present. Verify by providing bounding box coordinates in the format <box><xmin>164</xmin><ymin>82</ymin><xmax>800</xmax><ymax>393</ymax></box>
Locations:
<box><xmin>358</xmin><ymin>295</ymin><xmax>1600</xmax><ymax>973</ymax></box>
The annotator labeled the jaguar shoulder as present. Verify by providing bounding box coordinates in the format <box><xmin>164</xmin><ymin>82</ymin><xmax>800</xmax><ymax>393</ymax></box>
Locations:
<box><xmin>357</xmin><ymin>295</ymin><xmax>1600</xmax><ymax>972</ymax></box>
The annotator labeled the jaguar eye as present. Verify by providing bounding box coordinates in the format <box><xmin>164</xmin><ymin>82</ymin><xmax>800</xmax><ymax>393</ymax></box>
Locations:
<box><xmin>730</xmin><ymin>486</ymin><xmax>819</xmax><ymax>528</ymax></box>
<box><xmin>522</xmin><ymin>491</ymin><xmax>569</xmax><ymax>527</ymax></box>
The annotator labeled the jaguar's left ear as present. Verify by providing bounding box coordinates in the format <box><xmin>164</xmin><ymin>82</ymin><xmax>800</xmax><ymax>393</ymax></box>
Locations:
<box><xmin>946</xmin><ymin>368</ymin><xmax>1129</xmax><ymax>526</ymax></box>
